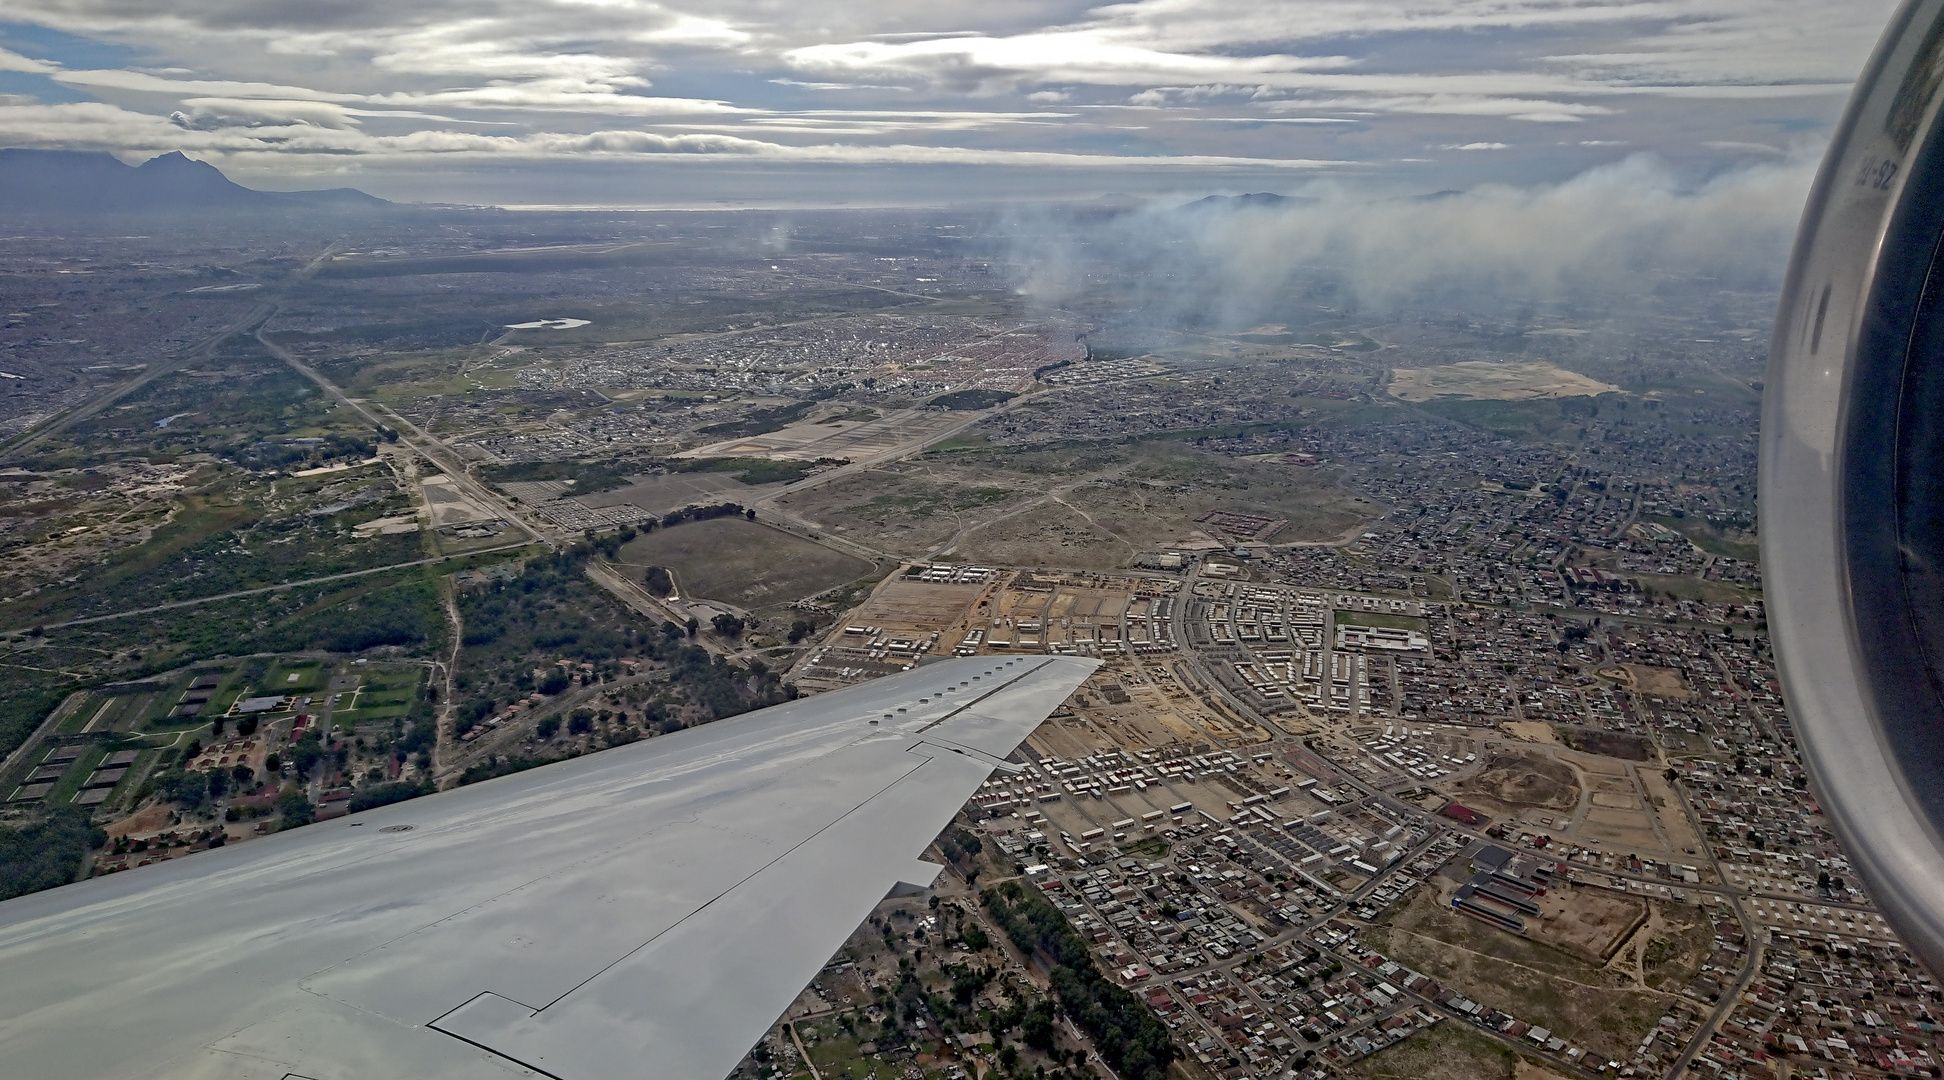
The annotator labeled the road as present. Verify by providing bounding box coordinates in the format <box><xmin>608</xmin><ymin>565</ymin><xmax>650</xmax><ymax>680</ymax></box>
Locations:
<box><xmin>748</xmin><ymin>387</ymin><xmax>1057</xmax><ymax>511</ymax></box>
<box><xmin>0</xmin><ymin>244</ymin><xmax>343</xmax><ymax>466</ymax></box>
<box><xmin>0</xmin><ymin>542</ymin><xmax>535</xmax><ymax>636</ymax></box>
<box><xmin>255</xmin><ymin>327</ymin><xmax>552</xmax><ymax>548</ymax></box>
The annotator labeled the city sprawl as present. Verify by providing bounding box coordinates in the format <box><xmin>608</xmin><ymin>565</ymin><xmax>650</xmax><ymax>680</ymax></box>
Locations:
<box><xmin>0</xmin><ymin>202</ymin><xmax>1917</xmax><ymax>1080</ymax></box>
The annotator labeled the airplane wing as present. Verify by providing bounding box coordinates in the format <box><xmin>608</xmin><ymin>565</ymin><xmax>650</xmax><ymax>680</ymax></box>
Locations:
<box><xmin>0</xmin><ymin>653</ymin><xmax>1098</xmax><ymax>1080</ymax></box>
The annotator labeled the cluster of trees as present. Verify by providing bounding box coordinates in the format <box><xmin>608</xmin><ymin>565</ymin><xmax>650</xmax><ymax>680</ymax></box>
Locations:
<box><xmin>457</xmin><ymin>753</ymin><xmax>550</xmax><ymax>786</ymax></box>
<box><xmin>454</xmin><ymin>542</ymin><xmax>793</xmax><ymax>741</ymax></box>
<box><xmin>394</xmin><ymin>691</ymin><xmax>438</xmax><ymax>772</ymax></box>
<box><xmin>935</xmin><ymin>826</ymin><xmax>984</xmax><ymax>880</ymax></box>
<box><xmin>243</xmin><ymin>432</ymin><xmax>378</xmax><ymax>471</ymax></box>
<box><xmin>0</xmin><ymin>808</ymin><xmax>105</xmax><ymax>901</ymax></box>
<box><xmin>485</xmin><ymin>458</ymin><xmax>632</xmax><ymax>494</ymax></box>
<box><xmin>669</xmin><ymin>456</ymin><xmax>838</xmax><ymax>486</ymax></box>
<box><xmin>695</xmin><ymin>399</ymin><xmax>816</xmax><ymax>439</ymax></box>
<box><xmin>929</xmin><ymin>389</ymin><xmax>1017</xmax><ymax>411</ymax></box>
<box><xmin>150</xmin><ymin>752</ymin><xmax>263</xmax><ymax>809</ymax></box>
<box><xmin>981</xmin><ymin>881</ymin><xmax>1178</xmax><ymax>1080</ymax></box>
<box><xmin>658</xmin><ymin>502</ymin><xmax>754</xmax><ymax>528</ymax></box>
<box><xmin>348</xmin><ymin>780</ymin><xmax>432</xmax><ymax>813</ymax></box>
<box><xmin>277</xmin><ymin>791</ymin><xmax>314</xmax><ymax>829</ymax></box>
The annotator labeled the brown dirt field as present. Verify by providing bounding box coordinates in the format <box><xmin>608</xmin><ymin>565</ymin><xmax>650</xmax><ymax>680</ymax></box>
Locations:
<box><xmin>1461</xmin><ymin>749</ymin><xmax>1580</xmax><ymax>810</ymax></box>
<box><xmin>1025</xmin><ymin>713</ymin><xmax>1112</xmax><ymax>759</ymax></box>
<box><xmin>105</xmin><ymin>802</ymin><xmax>174</xmax><ymax>838</ymax></box>
<box><xmin>1641</xmin><ymin>905</ymin><xmax>1715</xmax><ymax>991</ymax></box>
<box><xmin>1639</xmin><ymin>771</ymin><xmax>1705</xmax><ymax>856</ymax></box>
<box><xmin>773</xmin><ymin>467</ymin><xmax>1034</xmax><ymax>560</ymax></box>
<box><xmin>1624</xmin><ymin>664</ymin><xmax>1692</xmax><ymax>699</ymax></box>
<box><xmin>1513</xmin><ymin>1058</ymin><xmax>1576</xmax><ymax>1080</ymax></box>
<box><xmin>1368</xmin><ymin>885</ymin><xmax>1668</xmax><ymax>1062</ymax></box>
<box><xmin>1353</xmin><ymin>1022</ymin><xmax>1514</xmax><ymax>1080</ymax></box>
<box><xmin>617</xmin><ymin>517</ymin><xmax>875</xmax><ymax>612</ymax></box>
<box><xmin>1501</xmin><ymin>721</ymin><xmax>1559</xmax><ymax>745</ymax></box>
<box><xmin>1576</xmin><ymin>808</ymin><xmax>1665</xmax><ymax>850</ymax></box>
<box><xmin>1569</xmin><ymin>753</ymin><xmax>1630</xmax><ymax>778</ymax></box>
<box><xmin>846</xmin><ymin>578</ymin><xmax>987</xmax><ymax>635</ymax></box>
<box><xmin>1532</xmin><ymin>888</ymin><xmax>1649</xmax><ymax>963</ymax></box>
<box><xmin>956</xmin><ymin>500</ymin><xmax>1135</xmax><ymax>570</ymax></box>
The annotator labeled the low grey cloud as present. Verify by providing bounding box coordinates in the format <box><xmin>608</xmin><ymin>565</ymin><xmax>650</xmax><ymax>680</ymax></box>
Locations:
<box><xmin>0</xmin><ymin>0</ymin><xmax>1901</xmax><ymax>202</ymax></box>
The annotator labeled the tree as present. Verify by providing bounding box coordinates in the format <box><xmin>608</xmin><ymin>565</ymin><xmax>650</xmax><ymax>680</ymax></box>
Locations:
<box><xmin>0</xmin><ymin>808</ymin><xmax>104</xmax><ymax>901</ymax></box>
<box><xmin>277</xmin><ymin>792</ymin><xmax>314</xmax><ymax>830</ymax></box>
<box><xmin>644</xmin><ymin>566</ymin><xmax>673</xmax><ymax>597</ymax></box>
<box><xmin>744</xmin><ymin>508</ymin><xmax>756</xmax><ymax>521</ymax></box>
<box><xmin>685</xmin><ymin>617</ymin><xmax>699</xmax><ymax>638</ymax></box>
<box><xmin>712</xmin><ymin>613</ymin><xmax>746</xmax><ymax>638</ymax></box>
<box><xmin>536</xmin><ymin>716</ymin><xmax>562</xmax><ymax>739</ymax></box>
<box><xmin>568</xmin><ymin>712</ymin><xmax>594</xmax><ymax>736</ymax></box>
<box><xmin>290</xmin><ymin>734</ymin><xmax>324</xmax><ymax>778</ymax></box>
<box><xmin>164</xmin><ymin>769</ymin><xmax>209</xmax><ymax>808</ymax></box>
<box><xmin>349</xmin><ymin>780</ymin><xmax>432</xmax><ymax>813</ymax></box>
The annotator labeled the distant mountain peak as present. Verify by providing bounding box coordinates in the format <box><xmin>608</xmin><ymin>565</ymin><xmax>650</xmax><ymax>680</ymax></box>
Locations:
<box><xmin>0</xmin><ymin>148</ymin><xmax>387</xmax><ymax>214</ymax></box>
<box><xmin>1180</xmin><ymin>192</ymin><xmax>1316</xmax><ymax>211</ymax></box>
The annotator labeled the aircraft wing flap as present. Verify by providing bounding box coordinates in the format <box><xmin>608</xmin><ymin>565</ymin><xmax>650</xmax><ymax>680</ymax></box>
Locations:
<box><xmin>428</xmin><ymin>747</ymin><xmax>993</xmax><ymax>1080</ymax></box>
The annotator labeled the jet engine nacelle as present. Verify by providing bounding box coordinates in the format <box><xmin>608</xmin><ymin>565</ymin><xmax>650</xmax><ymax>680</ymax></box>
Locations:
<box><xmin>1766</xmin><ymin>0</ymin><xmax>1944</xmax><ymax>976</ymax></box>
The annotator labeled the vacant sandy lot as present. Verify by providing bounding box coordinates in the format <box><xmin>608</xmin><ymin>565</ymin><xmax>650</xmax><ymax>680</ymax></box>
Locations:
<box><xmin>1387</xmin><ymin>361</ymin><xmax>1619</xmax><ymax>402</ymax></box>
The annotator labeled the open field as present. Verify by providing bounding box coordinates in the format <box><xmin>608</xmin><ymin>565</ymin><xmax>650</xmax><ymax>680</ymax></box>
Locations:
<box><xmin>1368</xmin><ymin>884</ymin><xmax>1676</xmax><ymax>1062</ymax></box>
<box><xmin>1459</xmin><ymin>749</ymin><xmax>1579</xmax><ymax>811</ymax></box>
<box><xmin>679</xmin><ymin>408</ymin><xmax>966</xmax><ymax>462</ymax></box>
<box><xmin>1387</xmin><ymin>362</ymin><xmax>1619</xmax><ymax>402</ymax></box>
<box><xmin>778</xmin><ymin>438</ymin><xmax>1376</xmax><ymax>567</ymax></box>
<box><xmin>1529</xmin><ymin>886</ymin><xmax>1648</xmax><ymax>962</ymax></box>
<box><xmin>578</xmin><ymin>472</ymin><xmax>775</xmax><ymax>516</ymax></box>
<box><xmin>1353</xmin><ymin>1021</ymin><xmax>1514</xmax><ymax>1080</ymax></box>
<box><xmin>618</xmin><ymin>517</ymin><xmax>876</xmax><ymax>613</ymax></box>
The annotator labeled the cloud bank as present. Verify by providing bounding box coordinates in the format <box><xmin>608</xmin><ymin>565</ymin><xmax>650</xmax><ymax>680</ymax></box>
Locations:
<box><xmin>0</xmin><ymin>0</ymin><xmax>1899</xmax><ymax>200</ymax></box>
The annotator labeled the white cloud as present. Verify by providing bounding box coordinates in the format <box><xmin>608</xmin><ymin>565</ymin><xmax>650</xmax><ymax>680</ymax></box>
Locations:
<box><xmin>0</xmin><ymin>97</ymin><xmax>1342</xmax><ymax>170</ymax></box>
<box><xmin>0</xmin><ymin>47</ymin><xmax>58</xmax><ymax>74</ymax></box>
<box><xmin>0</xmin><ymin>0</ymin><xmax>1900</xmax><ymax>193</ymax></box>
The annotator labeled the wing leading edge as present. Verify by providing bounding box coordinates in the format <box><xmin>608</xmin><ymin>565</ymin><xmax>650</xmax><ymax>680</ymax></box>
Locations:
<box><xmin>0</xmin><ymin>654</ymin><xmax>1098</xmax><ymax>1080</ymax></box>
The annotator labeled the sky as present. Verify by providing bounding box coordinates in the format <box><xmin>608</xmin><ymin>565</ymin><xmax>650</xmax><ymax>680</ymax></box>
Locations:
<box><xmin>0</xmin><ymin>0</ymin><xmax>1905</xmax><ymax>207</ymax></box>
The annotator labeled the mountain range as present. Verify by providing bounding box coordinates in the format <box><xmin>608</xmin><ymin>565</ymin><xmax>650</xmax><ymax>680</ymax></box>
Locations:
<box><xmin>0</xmin><ymin>149</ymin><xmax>387</xmax><ymax>213</ymax></box>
